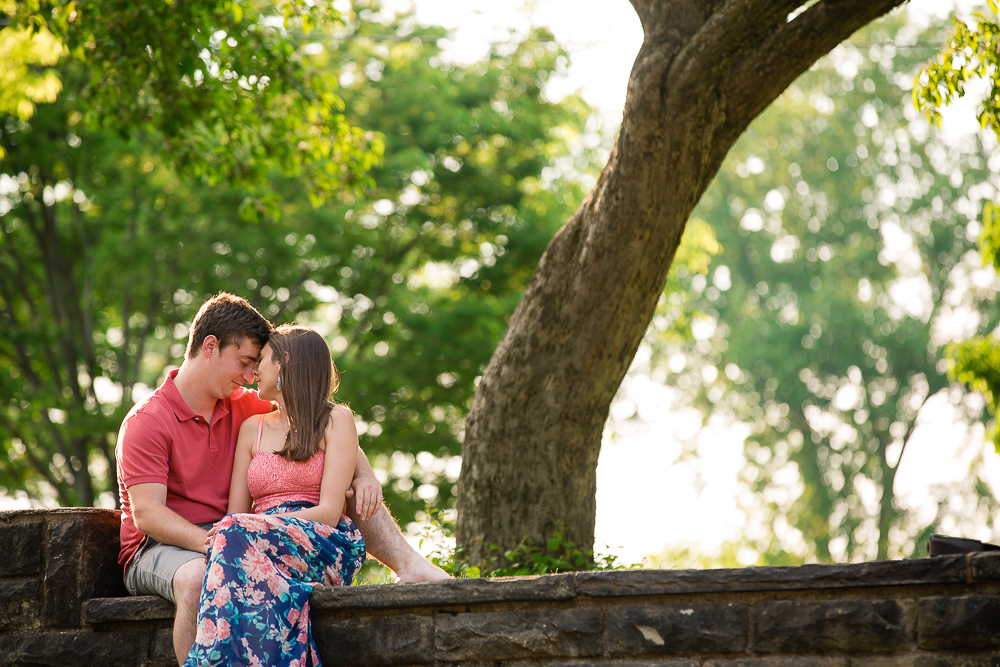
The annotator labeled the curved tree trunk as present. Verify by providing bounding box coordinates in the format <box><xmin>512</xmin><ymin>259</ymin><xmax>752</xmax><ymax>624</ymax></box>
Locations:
<box><xmin>456</xmin><ymin>0</ymin><xmax>908</xmax><ymax>565</ymax></box>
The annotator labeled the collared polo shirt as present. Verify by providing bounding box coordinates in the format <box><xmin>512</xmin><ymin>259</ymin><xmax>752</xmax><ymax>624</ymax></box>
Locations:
<box><xmin>116</xmin><ymin>369</ymin><xmax>272</xmax><ymax>569</ymax></box>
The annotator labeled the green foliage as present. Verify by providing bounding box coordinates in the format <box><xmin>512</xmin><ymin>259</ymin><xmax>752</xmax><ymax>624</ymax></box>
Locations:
<box><xmin>914</xmin><ymin>4</ymin><xmax>1000</xmax><ymax>143</ymax></box>
<box><xmin>416</xmin><ymin>509</ymin><xmax>640</xmax><ymax>578</ymax></box>
<box><xmin>3</xmin><ymin>0</ymin><xmax>379</xmax><ymax>198</ymax></box>
<box><xmin>650</xmin><ymin>15</ymin><xmax>1000</xmax><ymax>564</ymax></box>
<box><xmin>948</xmin><ymin>335</ymin><xmax>1000</xmax><ymax>450</ymax></box>
<box><xmin>0</xmin><ymin>26</ymin><xmax>65</xmax><ymax>127</ymax></box>
<box><xmin>916</xmin><ymin>8</ymin><xmax>1000</xmax><ymax>458</ymax></box>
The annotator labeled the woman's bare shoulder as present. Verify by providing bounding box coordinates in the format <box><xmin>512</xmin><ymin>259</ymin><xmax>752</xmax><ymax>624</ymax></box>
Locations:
<box><xmin>239</xmin><ymin>412</ymin><xmax>264</xmax><ymax>434</ymax></box>
<box><xmin>329</xmin><ymin>403</ymin><xmax>355</xmax><ymax>424</ymax></box>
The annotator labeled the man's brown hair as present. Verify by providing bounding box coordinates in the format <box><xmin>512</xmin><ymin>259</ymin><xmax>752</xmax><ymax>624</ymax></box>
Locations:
<box><xmin>185</xmin><ymin>292</ymin><xmax>273</xmax><ymax>359</ymax></box>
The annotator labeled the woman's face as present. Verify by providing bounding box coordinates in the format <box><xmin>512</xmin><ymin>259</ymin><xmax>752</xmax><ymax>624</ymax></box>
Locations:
<box><xmin>256</xmin><ymin>343</ymin><xmax>281</xmax><ymax>400</ymax></box>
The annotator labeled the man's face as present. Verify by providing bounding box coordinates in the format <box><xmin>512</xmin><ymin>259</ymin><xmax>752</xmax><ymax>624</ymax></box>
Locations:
<box><xmin>211</xmin><ymin>338</ymin><xmax>262</xmax><ymax>399</ymax></box>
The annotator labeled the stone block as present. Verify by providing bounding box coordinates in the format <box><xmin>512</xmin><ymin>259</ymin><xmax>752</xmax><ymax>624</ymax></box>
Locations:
<box><xmin>704</xmin><ymin>659</ymin><xmax>847</xmax><ymax>667</ymax></box>
<box><xmin>0</xmin><ymin>628</ymin><xmax>148</xmax><ymax>666</ymax></box>
<box><xmin>852</xmin><ymin>657</ymin><xmax>950</xmax><ymax>667</ymax></box>
<box><xmin>79</xmin><ymin>509</ymin><xmax>127</xmax><ymax>600</ymax></box>
<box><xmin>971</xmin><ymin>552</ymin><xmax>1000</xmax><ymax>581</ymax></box>
<box><xmin>311</xmin><ymin>573</ymin><xmax>575</xmax><ymax>611</ymax></box>
<box><xmin>435</xmin><ymin>607</ymin><xmax>603</xmax><ymax>661</ymax></box>
<box><xmin>576</xmin><ymin>558</ymin><xmax>966</xmax><ymax>597</ymax></box>
<box><xmin>312</xmin><ymin>612</ymin><xmax>434</xmax><ymax>665</ymax></box>
<box><xmin>607</xmin><ymin>602</ymin><xmax>748</xmax><ymax>656</ymax></box>
<box><xmin>0</xmin><ymin>520</ymin><xmax>45</xmax><ymax>576</ymax></box>
<box><xmin>754</xmin><ymin>599</ymin><xmax>910</xmax><ymax>654</ymax></box>
<box><xmin>153</xmin><ymin>627</ymin><xmax>178</xmax><ymax>667</ymax></box>
<box><xmin>84</xmin><ymin>596</ymin><xmax>176</xmax><ymax>624</ymax></box>
<box><xmin>545</xmin><ymin>661</ymin><xmax>699</xmax><ymax>667</ymax></box>
<box><xmin>0</xmin><ymin>577</ymin><xmax>43</xmax><ymax>631</ymax></box>
<box><xmin>43</xmin><ymin>515</ymin><xmax>83</xmax><ymax>628</ymax></box>
<box><xmin>917</xmin><ymin>595</ymin><xmax>1000</xmax><ymax>650</ymax></box>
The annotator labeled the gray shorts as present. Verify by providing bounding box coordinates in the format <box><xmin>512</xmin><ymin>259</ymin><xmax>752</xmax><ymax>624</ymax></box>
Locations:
<box><xmin>124</xmin><ymin>523</ymin><xmax>213</xmax><ymax>602</ymax></box>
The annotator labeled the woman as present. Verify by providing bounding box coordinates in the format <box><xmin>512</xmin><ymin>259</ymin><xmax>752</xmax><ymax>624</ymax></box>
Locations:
<box><xmin>183</xmin><ymin>325</ymin><xmax>366</xmax><ymax>667</ymax></box>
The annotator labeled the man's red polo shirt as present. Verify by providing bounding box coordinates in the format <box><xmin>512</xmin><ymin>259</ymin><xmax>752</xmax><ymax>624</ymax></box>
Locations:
<box><xmin>116</xmin><ymin>369</ymin><xmax>272</xmax><ymax>569</ymax></box>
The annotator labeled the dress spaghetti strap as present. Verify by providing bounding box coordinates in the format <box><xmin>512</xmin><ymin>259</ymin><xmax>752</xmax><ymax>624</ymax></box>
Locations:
<box><xmin>255</xmin><ymin>414</ymin><xmax>265</xmax><ymax>455</ymax></box>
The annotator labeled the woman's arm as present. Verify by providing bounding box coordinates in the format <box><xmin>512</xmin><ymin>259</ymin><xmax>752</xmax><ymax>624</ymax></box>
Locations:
<box><xmin>227</xmin><ymin>415</ymin><xmax>259</xmax><ymax>514</ymax></box>
<box><xmin>279</xmin><ymin>405</ymin><xmax>358</xmax><ymax>527</ymax></box>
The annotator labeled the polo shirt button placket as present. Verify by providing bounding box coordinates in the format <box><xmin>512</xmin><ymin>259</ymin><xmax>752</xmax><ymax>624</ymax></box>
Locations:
<box><xmin>208</xmin><ymin>418</ymin><xmax>218</xmax><ymax>454</ymax></box>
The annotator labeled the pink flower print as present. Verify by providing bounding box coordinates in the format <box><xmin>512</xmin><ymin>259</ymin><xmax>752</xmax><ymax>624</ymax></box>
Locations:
<box><xmin>211</xmin><ymin>531</ymin><xmax>227</xmax><ymax>551</ymax></box>
<box><xmin>205</xmin><ymin>562</ymin><xmax>225</xmax><ymax>591</ymax></box>
<box><xmin>242</xmin><ymin>637</ymin><xmax>264</xmax><ymax>667</ymax></box>
<box><xmin>285</xmin><ymin>524</ymin><xmax>313</xmax><ymax>550</ymax></box>
<box><xmin>238</xmin><ymin>513</ymin><xmax>272</xmax><ymax>534</ymax></box>
<box><xmin>216</xmin><ymin>618</ymin><xmax>231</xmax><ymax>641</ymax></box>
<box><xmin>266</xmin><ymin>570</ymin><xmax>289</xmax><ymax>597</ymax></box>
<box><xmin>195</xmin><ymin>617</ymin><xmax>217</xmax><ymax>646</ymax></box>
<box><xmin>211</xmin><ymin>583</ymin><xmax>231</xmax><ymax>608</ymax></box>
<box><xmin>315</xmin><ymin>523</ymin><xmax>334</xmax><ymax>538</ymax></box>
<box><xmin>280</xmin><ymin>553</ymin><xmax>309</xmax><ymax>574</ymax></box>
<box><xmin>286</xmin><ymin>606</ymin><xmax>300</xmax><ymax>626</ymax></box>
<box><xmin>296</xmin><ymin>601</ymin><xmax>311</xmax><ymax>644</ymax></box>
<box><xmin>324</xmin><ymin>566</ymin><xmax>343</xmax><ymax>586</ymax></box>
<box><xmin>241</xmin><ymin>546</ymin><xmax>273</xmax><ymax>583</ymax></box>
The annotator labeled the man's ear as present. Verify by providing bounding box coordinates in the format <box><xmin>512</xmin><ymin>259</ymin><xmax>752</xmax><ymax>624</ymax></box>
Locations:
<box><xmin>202</xmin><ymin>335</ymin><xmax>219</xmax><ymax>358</ymax></box>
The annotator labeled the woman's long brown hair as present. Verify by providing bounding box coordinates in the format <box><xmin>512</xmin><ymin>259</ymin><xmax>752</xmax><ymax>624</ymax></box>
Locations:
<box><xmin>269</xmin><ymin>324</ymin><xmax>341</xmax><ymax>462</ymax></box>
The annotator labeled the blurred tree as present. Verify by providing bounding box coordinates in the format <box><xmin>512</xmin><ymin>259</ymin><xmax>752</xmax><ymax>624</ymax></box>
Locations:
<box><xmin>649</xmin><ymin>16</ymin><xmax>1000</xmax><ymax>564</ymax></box>
<box><xmin>2</xmin><ymin>0</ymin><xmax>379</xmax><ymax>199</ymax></box>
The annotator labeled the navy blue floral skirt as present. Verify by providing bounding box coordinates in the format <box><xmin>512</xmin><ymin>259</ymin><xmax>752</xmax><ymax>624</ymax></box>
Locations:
<box><xmin>183</xmin><ymin>502</ymin><xmax>365</xmax><ymax>667</ymax></box>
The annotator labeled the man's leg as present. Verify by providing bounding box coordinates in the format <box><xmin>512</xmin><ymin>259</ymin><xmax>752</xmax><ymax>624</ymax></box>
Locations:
<box><xmin>348</xmin><ymin>504</ymin><xmax>450</xmax><ymax>582</ymax></box>
<box><xmin>172</xmin><ymin>558</ymin><xmax>206</xmax><ymax>665</ymax></box>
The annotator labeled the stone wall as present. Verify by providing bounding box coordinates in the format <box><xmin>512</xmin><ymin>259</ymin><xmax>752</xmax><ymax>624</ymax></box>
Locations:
<box><xmin>2</xmin><ymin>508</ymin><xmax>1000</xmax><ymax>666</ymax></box>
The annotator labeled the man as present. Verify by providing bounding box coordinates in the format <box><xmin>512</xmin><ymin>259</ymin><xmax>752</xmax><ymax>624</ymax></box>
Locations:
<box><xmin>116</xmin><ymin>293</ymin><xmax>448</xmax><ymax>666</ymax></box>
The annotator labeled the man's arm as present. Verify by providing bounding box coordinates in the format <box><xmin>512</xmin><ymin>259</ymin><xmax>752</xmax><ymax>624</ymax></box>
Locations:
<box><xmin>346</xmin><ymin>446</ymin><xmax>382</xmax><ymax>521</ymax></box>
<box><xmin>129</xmin><ymin>482</ymin><xmax>210</xmax><ymax>554</ymax></box>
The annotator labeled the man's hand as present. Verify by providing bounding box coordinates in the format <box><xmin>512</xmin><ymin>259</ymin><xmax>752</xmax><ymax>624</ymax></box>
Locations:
<box><xmin>345</xmin><ymin>473</ymin><xmax>382</xmax><ymax>522</ymax></box>
<box><xmin>348</xmin><ymin>447</ymin><xmax>383</xmax><ymax>522</ymax></box>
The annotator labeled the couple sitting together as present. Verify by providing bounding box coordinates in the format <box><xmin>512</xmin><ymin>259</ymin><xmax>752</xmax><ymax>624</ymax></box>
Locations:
<box><xmin>116</xmin><ymin>292</ymin><xmax>449</xmax><ymax>667</ymax></box>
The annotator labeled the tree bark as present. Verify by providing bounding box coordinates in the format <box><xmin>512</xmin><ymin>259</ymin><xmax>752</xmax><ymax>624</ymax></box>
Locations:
<box><xmin>456</xmin><ymin>0</ymin><xmax>908</xmax><ymax>565</ymax></box>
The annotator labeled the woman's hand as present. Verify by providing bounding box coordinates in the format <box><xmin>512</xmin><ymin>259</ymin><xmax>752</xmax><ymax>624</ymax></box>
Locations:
<box><xmin>203</xmin><ymin>522</ymin><xmax>219</xmax><ymax>552</ymax></box>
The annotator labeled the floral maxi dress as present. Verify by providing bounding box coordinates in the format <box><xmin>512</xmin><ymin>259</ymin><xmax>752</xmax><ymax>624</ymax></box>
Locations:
<box><xmin>182</xmin><ymin>504</ymin><xmax>365</xmax><ymax>667</ymax></box>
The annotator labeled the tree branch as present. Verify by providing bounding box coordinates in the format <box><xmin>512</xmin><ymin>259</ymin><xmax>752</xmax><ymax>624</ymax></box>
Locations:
<box><xmin>721</xmin><ymin>0</ymin><xmax>908</xmax><ymax>147</ymax></box>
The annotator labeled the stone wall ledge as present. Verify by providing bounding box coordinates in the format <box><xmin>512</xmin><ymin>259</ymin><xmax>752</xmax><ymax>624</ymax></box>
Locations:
<box><xmin>84</xmin><ymin>552</ymin><xmax>1000</xmax><ymax>625</ymax></box>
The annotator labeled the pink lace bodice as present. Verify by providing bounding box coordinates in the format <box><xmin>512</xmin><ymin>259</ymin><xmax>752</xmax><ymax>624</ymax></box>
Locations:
<box><xmin>246</xmin><ymin>416</ymin><xmax>325</xmax><ymax>513</ymax></box>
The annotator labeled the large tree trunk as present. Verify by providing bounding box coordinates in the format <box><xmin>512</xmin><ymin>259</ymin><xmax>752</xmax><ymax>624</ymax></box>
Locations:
<box><xmin>456</xmin><ymin>0</ymin><xmax>909</xmax><ymax>565</ymax></box>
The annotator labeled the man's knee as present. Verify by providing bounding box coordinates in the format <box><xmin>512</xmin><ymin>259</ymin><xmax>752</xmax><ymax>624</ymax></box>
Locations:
<box><xmin>172</xmin><ymin>559</ymin><xmax>205</xmax><ymax>610</ymax></box>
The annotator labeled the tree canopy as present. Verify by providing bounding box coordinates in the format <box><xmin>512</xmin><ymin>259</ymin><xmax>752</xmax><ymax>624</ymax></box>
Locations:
<box><xmin>4</xmin><ymin>0</ymin><xmax>379</xmax><ymax>200</ymax></box>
